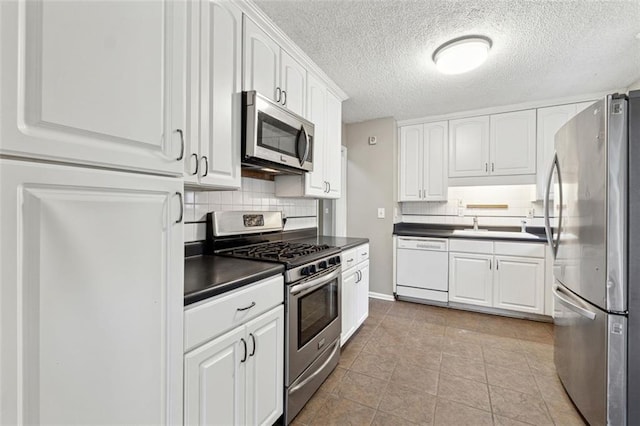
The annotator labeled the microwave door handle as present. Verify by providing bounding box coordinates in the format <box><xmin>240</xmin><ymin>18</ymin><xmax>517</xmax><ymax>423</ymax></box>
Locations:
<box><xmin>296</xmin><ymin>125</ymin><xmax>310</xmax><ymax>166</ymax></box>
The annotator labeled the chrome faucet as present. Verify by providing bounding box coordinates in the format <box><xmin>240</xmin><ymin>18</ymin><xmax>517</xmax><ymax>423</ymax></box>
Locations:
<box><xmin>473</xmin><ymin>216</ymin><xmax>479</xmax><ymax>231</ymax></box>
<box><xmin>521</xmin><ymin>219</ymin><xmax>527</xmax><ymax>233</ymax></box>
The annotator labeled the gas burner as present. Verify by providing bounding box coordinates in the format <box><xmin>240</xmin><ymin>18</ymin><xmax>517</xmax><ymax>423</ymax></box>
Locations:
<box><xmin>227</xmin><ymin>241</ymin><xmax>332</xmax><ymax>262</ymax></box>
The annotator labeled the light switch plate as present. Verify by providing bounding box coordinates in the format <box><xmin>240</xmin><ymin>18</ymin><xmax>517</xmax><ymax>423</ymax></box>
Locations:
<box><xmin>377</xmin><ymin>208</ymin><xmax>385</xmax><ymax>219</ymax></box>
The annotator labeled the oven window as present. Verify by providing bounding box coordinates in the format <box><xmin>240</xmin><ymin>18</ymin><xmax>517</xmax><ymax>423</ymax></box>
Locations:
<box><xmin>257</xmin><ymin>111</ymin><xmax>299</xmax><ymax>157</ymax></box>
<box><xmin>298</xmin><ymin>279</ymin><xmax>338</xmax><ymax>348</ymax></box>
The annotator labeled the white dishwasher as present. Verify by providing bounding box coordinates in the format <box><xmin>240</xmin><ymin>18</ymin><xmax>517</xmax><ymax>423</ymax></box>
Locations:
<box><xmin>396</xmin><ymin>237</ymin><xmax>449</xmax><ymax>303</ymax></box>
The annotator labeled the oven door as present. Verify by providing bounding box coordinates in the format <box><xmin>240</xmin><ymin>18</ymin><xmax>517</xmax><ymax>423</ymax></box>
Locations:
<box><xmin>287</xmin><ymin>266</ymin><xmax>341</xmax><ymax>383</ymax></box>
<box><xmin>244</xmin><ymin>91</ymin><xmax>314</xmax><ymax>172</ymax></box>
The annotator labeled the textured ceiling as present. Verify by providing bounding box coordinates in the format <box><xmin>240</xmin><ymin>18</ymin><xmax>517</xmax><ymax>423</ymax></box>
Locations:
<box><xmin>253</xmin><ymin>0</ymin><xmax>640</xmax><ymax>123</ymax></box>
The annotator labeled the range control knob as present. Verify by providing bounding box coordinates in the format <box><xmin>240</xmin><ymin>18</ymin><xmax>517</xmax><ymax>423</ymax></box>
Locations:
<box><xmin>328</xmin><ymin>257</ymin><xmax>337</xmax><ymax>265</ymax></box>
<box><xmin>300</xmin><ymin>266</ymin><xmax>310</xmax><ymax>276</ymax></box>
<box><xmin>319</xmin><ymin>260</ymin><xmax>328</xmax><ymax>269</ymax></box>
<box><xmin>308</xmin><ymin>265</ymin><xmax>317</xmax><ymax>274</ymax></box>
<box><xmin>334</xmin><ymin>256</ymin><xmax>342</xmax><ymax>264</ymax></box>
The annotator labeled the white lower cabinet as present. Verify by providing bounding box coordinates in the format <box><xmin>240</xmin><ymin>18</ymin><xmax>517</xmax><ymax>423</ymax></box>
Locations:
<box><xmin>448</xmin><ymin>240</ymin><xmax>546</xmax><ymax>315</ymax></box>
<box><xmin>449</xmin><ymin>253</ymin><xmax>493</xmax><ymax>307</ymax></box>
<box><xmin>493</xmin><ymin>256</ymin><xmax>545</xmax><ymax>313</ymax></box>
<box><xmin>341</xmin><ymin>244</ymin><xmax>369</xmax><ymax>346</ymax></box>
<box><xmin>0</xmin><ymin>159</ymin><xmax>184</xmax><ymax>425</ymax></box>
<box><xmin>184</xmin><ymin>277</ymin><xmax>284</xmax><ymax>426</ymax></box>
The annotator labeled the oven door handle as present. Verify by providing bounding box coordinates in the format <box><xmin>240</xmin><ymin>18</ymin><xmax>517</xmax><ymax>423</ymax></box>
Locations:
<box><xmin>290</xmin><ymin>268</ymin><xmax>341</xmax><ymax>296</ymax></box>
<box><xmin>288</xmin><ymin>339</ymin><xmax>340</xmax><ymax>394</ymax></box>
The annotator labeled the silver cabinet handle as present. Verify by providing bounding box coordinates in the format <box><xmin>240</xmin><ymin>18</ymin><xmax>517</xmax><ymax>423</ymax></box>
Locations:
<box><xmin>175</xmin><ymin>192</ymin><xmax>183</xmax><ymax>224</ymax></box>
<box><xmin>237</xmin><ymin>301</ymin><xmax>256</xmax><ymax>311</ymax></box>
<box><xmin>491</xmin><ymin>163</ymin><xmax>494</xmax><ymax>172</ymax></box>
<box><xmin>328</xmin><ymin>182</ymin><xmax>331</xmax><ymax>193</ymax></box>
<box><xmin>275</xmin><ymin>87</ymin><xmax>281</xmax><ymax>103</ymax></box>
<box><xmin>489</xmin><ymin>259</ymin><xmax>492</xmax><ymax>270</ymax></box>
<box><xmin>553</xmin><ymin>286</ymin><xmax>596</xmax><ymax>320</ymax></box>
<box><xmin>249</xmin><ymin>333</ymin><xmax>256</xmax><ymax>357</ymax></box>
<box><xmin>190</xmin><ymin>153</ymin><xmax>198</xmax><ymax>176</ymax></box>
<box><xmin>201</xmin><ymin>156</ymin><xmax>209</xmax><ymax>177</ymax></box>
<box><xmin>282</xmin><ymin>90</ymin><xmax>287</xmax><ymax>106</ymax></box>
<box><xmin>176</xmin><ymin>129</ymin><xmax>184</xmax><ymax>161</ymax></box>
<box><xmin>485</xmin><ymin>163</ymin><xmax>488</xmax><ymax>172</ymax></box>
<box><xmin>496</xmin><ymin>259</ymin><xmax>499</xmax><ymax>270</ymax></box>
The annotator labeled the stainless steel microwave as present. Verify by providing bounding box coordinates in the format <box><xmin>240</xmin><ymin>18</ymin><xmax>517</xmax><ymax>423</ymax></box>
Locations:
<box><xmin>242</xmin><ymin>91</ymin><xmax>314</xmax><ymax>174</ymax></box>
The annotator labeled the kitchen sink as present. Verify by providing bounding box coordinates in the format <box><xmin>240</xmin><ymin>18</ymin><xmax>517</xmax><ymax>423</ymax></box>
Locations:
<box><xmin>452</xmin><ymin>229</ymin><xmax>542</xmax><ymax>240</ymax></box>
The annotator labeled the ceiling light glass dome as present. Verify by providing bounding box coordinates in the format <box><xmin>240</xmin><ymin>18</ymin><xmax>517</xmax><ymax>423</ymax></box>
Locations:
<box><xmin>433</xmin><ymin>36</ymin><xmax>492</xmax><ymax>75</ymax></box>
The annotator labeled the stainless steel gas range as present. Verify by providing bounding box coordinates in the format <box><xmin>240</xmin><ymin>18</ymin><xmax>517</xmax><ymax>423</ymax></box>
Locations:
<box><xmin>208</xmin><ymin>211</ymin><xmax>342</xmax><ymax>424</ymax></box>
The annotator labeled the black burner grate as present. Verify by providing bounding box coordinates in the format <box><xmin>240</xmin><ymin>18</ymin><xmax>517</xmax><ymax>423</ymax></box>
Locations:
<box><xmin>228</xmin><ymin>241</ymin><xmax>331</xmax><ymax>262</ymax></box>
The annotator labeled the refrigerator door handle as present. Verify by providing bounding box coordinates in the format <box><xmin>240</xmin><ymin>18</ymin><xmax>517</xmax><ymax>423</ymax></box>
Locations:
<box><xmin>553</xmin><ymin>285</ymin><xmax>596</xmax><ymax>320</ymax></box>
<box><xmin>544</xmin><ymin>153</ymin><xmax>559</xmax><ymax>257</ymax></box>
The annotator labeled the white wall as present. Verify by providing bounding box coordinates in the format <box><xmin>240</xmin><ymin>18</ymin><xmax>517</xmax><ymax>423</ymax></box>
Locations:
<box><xmin>183</xmin><ymin>177</ymin><xmax>317</xmax><ymax>242</ymax></box>
<box><xmin>345</xmin><ymin>117</ymin><xmax>397</xmax><ymax>296</ymax></box>
<box><xmin>629</xmin><ymin>78</ymin><xmax>640</xmax><ymax>91</ymax></box>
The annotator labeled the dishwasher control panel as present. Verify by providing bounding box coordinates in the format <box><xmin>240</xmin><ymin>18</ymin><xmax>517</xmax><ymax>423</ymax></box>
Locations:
<box><xmin>397</xmin><ymin>237</ymin><xmax>448</xmax><ymax>251</ymax></box>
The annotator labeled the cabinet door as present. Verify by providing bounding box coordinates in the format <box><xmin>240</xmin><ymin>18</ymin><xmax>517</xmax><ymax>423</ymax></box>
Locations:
<box><xmin>448</xmin><ymin>253</ymin><xmax>493</xmax><ymax>307</ymax></box>
<box><xmin>340</xmin><ymin>270</ymin><xmax>357</xmax><ymax>346</ymax></box>
<box><xmin>489</xmin><ymin>109</ymin><xmax>536</xmax><ymax>176</ymax></box>
<box><xmin>280</xmin><ymin>50</ymin><xmax>306</xmax><ymax>117</ymax></box>
<box><xmin>355</xmin><ymin>262</ymin><xmax>370</xmax><ymax>327</ymax></box>
<box><xmin>0</xmin><ymin>159</ymin><xmax>183</xmax><ymax>425</ymax></box>
<box><xmin>325</xmin><ymin>91</ymin><xmax>343</xmax><ymax>199</ymax></box>
<box><xmin>494</xmin><ymin>256</ymin><xmax>545</xmax><ymax>314</ymax></box>
<box><xmin>535</xmin><ymin>104</ymin><xmax>576</xmax><ymax>200</ymax></box>
<box><xmin>198</xmin><ymin>0</ymin><xmax>241</xmax><ymax>189</ymax></box>
<box><xmin>398</xmin><ymin>124</ymin><xmax>424</xmax><ymax>201</ymax></box>
<box><xmin>423</xmin><ymin>121</ymin><xmax>448</xmax><ymax>200</ymax></box>
<box><xmin>448</xmin><ymin>116</ymin><xmax>490</xmax><ymax>177</ymax></box>
<box><xmin>304</xmin><ymin>73</ymin><xmax>327</xmax><ymax>197</ymax></box>
<box><xmin>243</xmin><ymin>16</ymin><xmax>280</xmax><ymax>102</ymax></box>
<box><xmin>0</xmin><ymin>0</ymin><xmax>185</xmax><ymax>175</ymax></box>
<box><xmin>245</xmin><ymin>306</ymin><xmax>284</xmax><ymax>426</ymax></box>
<box><xmin>184</xmin><ymin>326</ymin><xmax>246</xmax><ymax>426</ymax></box>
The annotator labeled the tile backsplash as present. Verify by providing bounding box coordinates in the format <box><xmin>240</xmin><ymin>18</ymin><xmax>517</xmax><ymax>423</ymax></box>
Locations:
<box><xmin>401</xmin><ymin>185</ymin><xmax>549</xmax><ymax>228</ymax></box>
<box><xmin>184</xmin><ymin>177</ymin><xmax>318</xmax><ymax>243</ymax></box>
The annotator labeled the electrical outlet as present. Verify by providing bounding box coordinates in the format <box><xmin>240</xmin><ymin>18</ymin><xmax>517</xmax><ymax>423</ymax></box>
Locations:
<box><xmin>377</xmin><ymin>208</ymin><xmax>385</xmax><ymax>219</ymax></box>
<box><xmin>528</xmin><ymin>208</ymin><xmax>535</xmax><ymax>218</ymax></box>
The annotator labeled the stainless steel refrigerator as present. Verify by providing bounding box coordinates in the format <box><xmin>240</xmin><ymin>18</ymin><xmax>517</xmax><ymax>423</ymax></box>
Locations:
<box><xmin>544</xmin><ymin>91</ymin><xmax>640</xmax><ymax>426</ymax></box>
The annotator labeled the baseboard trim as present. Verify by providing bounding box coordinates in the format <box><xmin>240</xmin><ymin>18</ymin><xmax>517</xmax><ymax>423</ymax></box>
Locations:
<box><xmin>368</xmin><ymin>291</ymin><xmax>395</xmax><ymax>301</ymax></box>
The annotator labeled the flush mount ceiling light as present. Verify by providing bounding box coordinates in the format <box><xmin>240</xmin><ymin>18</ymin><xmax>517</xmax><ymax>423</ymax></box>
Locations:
<box><xmin>433</xmin><ymin>36</ymin><xmax>492</xmax><ymax>75</ymax></box>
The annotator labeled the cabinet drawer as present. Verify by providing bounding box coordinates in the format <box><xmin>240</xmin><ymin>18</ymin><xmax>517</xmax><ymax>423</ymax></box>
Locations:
<box><xmin>357</xmin><ymin>244</ymin><xmax>370</xmax><ymax>262</ymax></box>
<box><xmin>449</xmin><ymin>239</ymin><xmax>493</xmax><ymax>254</ymax></box>
<box><xmin>342</xmin><ymin>248</ymin><xmax>358</xmax><ymax>271</ymax></box>
<box><xmin>494</xmin><ymin>241</ymin><xmax>545</xmax><ymax>258</ymax></box>
<box><xmin>184</xmin><ymin>275</ymin><xmax>284</xmax><ymax>352</ymax></box>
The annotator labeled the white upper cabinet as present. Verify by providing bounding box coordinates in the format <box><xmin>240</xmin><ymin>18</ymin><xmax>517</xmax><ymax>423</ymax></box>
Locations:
<box><xmin>536</xmin><ymin>104</ymin><xmax>576</xmax><ymax>200</ymax></box>
<box><xmin>0</xmin><ymin>0</ymin><xmax>185</xmax><ymax>175</ymax></box>
<box><xmin>325</xmin><ymin>90</ymin><xmax>343</xmax><ymax>198</ymax></box>
<box><xmin>535</xmin><ymin>101</ymin><xmax>595</xmax><ymax>200</ymax></box>
<box><xmin>399</xmin><ymin>122</ymin><xmax>448</xmax><ymax>201</ymax></box>
<box><xmin>449</xmin><ymin>111</ymin><xmax>535</xmax><ymax>180</ymax></box>
<box><xmin>185</xmin><ymin>0</ymin><xmax>241</xmax><ymax>189</ymax></box>
<box><xmin>280</xmin><ymin>50</ymin><xmax>307</xmax><ymax>117</ymax></box>
<box><xmin>0</xmin><ymin>159</ymin><xmax>184</xmax><ymax>425</ymax></box>
<box><xmin>243</xmin><ymin>16</ymin><xmax>280</xmax><ymax>102</ymax></box>
<box><xmin>490</xmin><ymin>109</ymin><xmax>536</xmax><ymax>176</ymax></box>
<box><xmin>275</xmin><ymin>75</ymin><xmax>342</xmax><ymax>199</ymax></box>
<box><xmin>448</xmin><ymin>116</ymin><xmax>490</xmax><ymax>177</ymax></box>
<box><xmin>243</xmin><ymin>16</ymin><xmax>306</xmax><ymax>115</ymax></box>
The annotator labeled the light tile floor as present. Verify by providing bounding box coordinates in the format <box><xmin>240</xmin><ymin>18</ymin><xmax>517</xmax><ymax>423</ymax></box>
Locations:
<box><xmin>292</xmin><ymin>299</ymin><xmax>585</xmax><ymax>426</ymax></box>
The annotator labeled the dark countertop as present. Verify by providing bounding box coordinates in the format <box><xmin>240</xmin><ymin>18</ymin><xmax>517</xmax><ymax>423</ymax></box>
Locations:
<box><xmin>393</xmin><ymin>223</ymin><xmax>549</xmax><ymax>243</ymax></box>
<box><xmin>184</xmin><ymin>255</ymin><xmax>284</xmax><ymax>306</ymax></box>
<box><xmin>292</xmin><ymin>235</ymin><xmax>369</xmax><ymax>251</ymax></box>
